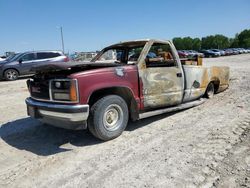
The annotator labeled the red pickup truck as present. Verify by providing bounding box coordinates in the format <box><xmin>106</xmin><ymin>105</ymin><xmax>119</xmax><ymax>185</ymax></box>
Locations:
<box><xmin>26</xmin><ymin>39</ymin><xmax>230</xmax><ymax>140</ymax></box>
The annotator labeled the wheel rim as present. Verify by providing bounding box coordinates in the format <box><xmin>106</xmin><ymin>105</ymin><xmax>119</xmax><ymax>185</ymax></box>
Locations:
<box><xmin>103</xmin><ymin>104</ymin><xmax>123</xmax><ymax>131</ymax></box>
<box><xmin>6</xmin><ymin>70</ymin><xmax>17</xmax><ymax>80</ymax></box>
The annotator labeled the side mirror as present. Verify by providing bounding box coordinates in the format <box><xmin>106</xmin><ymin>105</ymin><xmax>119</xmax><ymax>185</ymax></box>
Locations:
<box><xmin>18</xmin><ymin>59</ymin><xmax>22</xmax><ymax>64</ymax></box>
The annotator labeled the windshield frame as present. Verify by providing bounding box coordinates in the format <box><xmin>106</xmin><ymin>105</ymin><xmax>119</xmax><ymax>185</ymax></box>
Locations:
<box><xmin>92</xmin><ymin>44</ymin><xmax>146</xmax><ymax>64</ymax></box>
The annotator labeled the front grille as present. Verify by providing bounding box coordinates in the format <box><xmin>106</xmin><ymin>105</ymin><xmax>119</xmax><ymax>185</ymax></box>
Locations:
<box><xmin>29</xmin><ymin>79</ymin><xmax>50</xmax><ymax>100</ymax></box>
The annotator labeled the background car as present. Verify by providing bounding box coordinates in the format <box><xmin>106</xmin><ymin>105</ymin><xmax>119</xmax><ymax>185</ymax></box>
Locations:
<box><xmin>0</xmin><ymin>51</ymin><xmax>69</xmax><ymax>81</ymax></box>
<box><xmin>178</xmin><ymin>50</ymin><xmax>189</xmax><ymax>58</ymax></box>
<box><xmin>224</xmin><ymin>49</ymin><xmax>234</xmax><ymax>55</ymax></box>
<box><xmin>210</xmin><ymin>49</ymin><xmax>225</xmax><ymax>56</ymax></box>
<box><xmin>199</xmin><ymin>50</ymin><xmax>220</xmax><ymax>57</ymax></box>
<box><xmin>188</xmin><ymin>50</ymin><xmax>205</xmax><ymax>58</ymax></box>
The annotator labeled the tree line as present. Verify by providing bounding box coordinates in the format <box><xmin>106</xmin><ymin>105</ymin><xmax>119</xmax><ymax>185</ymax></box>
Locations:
<box><xmin>172</xmin><ymin>29</ymin><xmax>250</xmax><ymax>50</ymax></box>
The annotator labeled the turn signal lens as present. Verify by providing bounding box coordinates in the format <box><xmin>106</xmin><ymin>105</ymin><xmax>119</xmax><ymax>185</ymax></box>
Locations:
<box><xmin>70</xmin><ymin>80</ymin><xmax>78</xmax><ymax>101</ymax></box>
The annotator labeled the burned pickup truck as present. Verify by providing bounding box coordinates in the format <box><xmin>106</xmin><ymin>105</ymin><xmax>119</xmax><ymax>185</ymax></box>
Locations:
<box><xmin>26</xmin><ymin>39</ymin><xmax>229</xmax><ymax>140</ymax></box>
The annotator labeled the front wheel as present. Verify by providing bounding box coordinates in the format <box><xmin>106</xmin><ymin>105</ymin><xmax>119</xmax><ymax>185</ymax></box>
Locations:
<box><xmin>4</xmin><ymin>69</ymin><xmax>19</xmax><ymax>81</ymax></box>
<box><xmin>88</xmin><ymin>95</ymin><xmax>129</xmax><ymax>141</ymax></box>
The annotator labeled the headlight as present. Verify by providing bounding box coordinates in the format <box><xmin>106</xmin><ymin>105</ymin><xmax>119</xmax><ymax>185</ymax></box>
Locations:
<box><xmin>55</xmin><ymin>81</ymin><xmax>62</xmax><ymax>89</ymax></box>
<box><xmin>50</xmin><ymin>79</ymin><xmax>78</xmax><ymax>102</ymax></box>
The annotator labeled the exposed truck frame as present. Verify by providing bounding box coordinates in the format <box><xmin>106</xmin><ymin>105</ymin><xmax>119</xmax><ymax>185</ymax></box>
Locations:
<box><xmin>26</xmin><ymin>39</ymin><xmax>230</xmax><ymax>140</ymax></box>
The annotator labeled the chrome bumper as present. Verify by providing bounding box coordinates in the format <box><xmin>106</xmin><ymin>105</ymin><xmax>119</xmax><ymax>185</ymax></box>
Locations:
<box><xmin>25</xmin><ymin>97</ymin><xmax>89</xmax><ymax>130</ymax></box>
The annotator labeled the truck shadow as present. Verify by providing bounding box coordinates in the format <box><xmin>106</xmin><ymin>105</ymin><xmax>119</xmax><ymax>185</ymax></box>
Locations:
<box><xmin>0</xmin><ymin>113</ymin><xmax>176</xmax><ymax>156</ymax></box>
<box><xmin>0</xmin><ymin>117</ymin><xmax>100</xmax><ymax>156</ymax></box>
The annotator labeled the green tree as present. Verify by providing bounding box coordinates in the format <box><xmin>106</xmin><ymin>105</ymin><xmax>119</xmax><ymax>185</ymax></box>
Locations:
<box><xmin>238</xmin><ymin>29</ymin><xmax>250</xmax><ymax>48</ymax></box>
<box><xmin>201</xmin><ymin>35</ymin><xmax>230</xmax><ymax>49</ymax></box>
<box><xmin>229</xmin><ymin>37</ymin><xmax>237</xmax><ymax>48</ymax></box>
<box><xmin>172</xmin><ymin>37</ymin><xmax>185</xmax><ymax>50</ymax></box>
<box><xmin>192</xmin><ymin>38</ymin><xmax>201</xmax><ymax>51</ymax></box>
<box><xmin>201</xmin><ymin>36</ymin><xmax>213</xmax><ymax>49</ymax></box>
<box><xmin>214</xmin><ymin>34</ymin><xmax>230</xmax><ymax>49</ymax></box>
<box><xmin>182</xmin><ymin>37</ymin><xmax>193</xmax><ymax>50</ymax></box>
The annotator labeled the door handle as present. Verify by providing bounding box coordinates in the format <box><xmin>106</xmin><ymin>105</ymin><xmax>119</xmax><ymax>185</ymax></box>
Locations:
<box><xmin>176</xmin><ymin>73</ymin><xmax>182</xmax><ymax>77</ymax></box>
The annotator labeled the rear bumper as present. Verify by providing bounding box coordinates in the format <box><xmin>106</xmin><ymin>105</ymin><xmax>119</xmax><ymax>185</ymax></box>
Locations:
<box><xmin>25</xmin><ymin>97</ymin><xmax>89</xmax><ymax>130</ymax></box>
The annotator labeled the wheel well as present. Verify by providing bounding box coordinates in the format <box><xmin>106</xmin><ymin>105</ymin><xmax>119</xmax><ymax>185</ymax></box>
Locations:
<box><xmin>88</xmin><ymin>87</ymin><xmax>139</xmax><ymax>121</ymax></box>
<box><xmin>3</xmin><ymin>68</ymin><xmax>20</xmax><ymax>77</ymax></box>
<box><xmin>210</xmin><ymin>80</ymin><xmax>220</xmax><ymax>93</ymax></box>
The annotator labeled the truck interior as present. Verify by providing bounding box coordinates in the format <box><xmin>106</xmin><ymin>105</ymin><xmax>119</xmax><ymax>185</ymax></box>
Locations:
<box><xmin>93</xmin><ymin>40</ymin><xmax>202</xmax><ymax>67</ymax></box>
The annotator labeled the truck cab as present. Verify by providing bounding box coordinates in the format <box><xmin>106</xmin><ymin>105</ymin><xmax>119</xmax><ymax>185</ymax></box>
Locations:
<box><xmin>26</xmin><ymin>39</ymin><xmax>230</xmax><ymax>140</ymax></box>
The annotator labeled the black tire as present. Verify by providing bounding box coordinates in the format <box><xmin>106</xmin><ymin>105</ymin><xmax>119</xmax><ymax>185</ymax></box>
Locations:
<box><xmin>205</xmin><ymin>82</ymin><xmax>215</xmax><ymax>99</ymax></box>
<box><xmin>4</xmin><ymin>69</ymin><xmax>19</xmax><ymax>81</ymax></box>
<box><xmin>88</xmin><ymin>95</ymin><xmax>129</xmax><ymax>141</ymax></box>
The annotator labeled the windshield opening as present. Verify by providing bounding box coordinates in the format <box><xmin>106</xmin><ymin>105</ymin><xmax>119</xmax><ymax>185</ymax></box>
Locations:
<box><xmin>6</xmin><ymin>53</ymin><xmax>22</xmax><ymax>61</ymax></box>
<box><xmin>93</xmin><ymin>45</ymin><xmax>145</xmax><ymax>64</ymax></box>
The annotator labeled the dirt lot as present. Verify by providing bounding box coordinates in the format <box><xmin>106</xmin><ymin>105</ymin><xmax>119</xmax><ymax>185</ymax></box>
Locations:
<box><xmin>0</xmin><ymin>54</ymin><xmax>250</xmax><ymax>188</ymax></box>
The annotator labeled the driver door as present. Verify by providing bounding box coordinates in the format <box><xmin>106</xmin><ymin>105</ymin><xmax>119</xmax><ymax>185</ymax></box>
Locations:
<box><xmin>18</xmin><ymin>53</ymin><xmax>36</xmax><ymax>74</ymax></box>
<box><xmin>138</xmin><ymin>41</ymin><xmax>184</xmax><ymax>109</ymax></box>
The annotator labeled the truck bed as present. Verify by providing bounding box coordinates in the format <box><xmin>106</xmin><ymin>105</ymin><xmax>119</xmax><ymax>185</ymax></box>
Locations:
<box><xmin>182</xmin><ymin>65</ymin><xmax>230</xmax><ymax>102</ymax></box>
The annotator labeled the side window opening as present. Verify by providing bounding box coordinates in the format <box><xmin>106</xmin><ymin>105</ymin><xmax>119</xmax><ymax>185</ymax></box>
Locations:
<box><xmin>21</xmin><ymin>53</ymin><xmax>35</xmax><ymax>61</ymax></box>
<box><xmin>146</xmin><ymin>43</ymin><xmax>177</xmax><ymax>67</ymax></box>
<box><xmin>128</xmin><ymin>46</ymin><xmax>144</xmax><ymax>64</ymax></box>
<box><xmin>37</xmin><ymin>53</ymin><xmax>48</xmax><ymax>59</ymax></box>
<box><xmin>37</xmin><ymin>52</ymin><xmax>60</xmax><ymax>59</ymax></box>
<box><xmin>48</xmin><ymin>52</ymin><xmax>61</xmax><ymax>58</ymax></box>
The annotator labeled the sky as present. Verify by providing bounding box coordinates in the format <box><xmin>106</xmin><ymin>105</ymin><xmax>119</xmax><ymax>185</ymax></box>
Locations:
<box><xmin>0</xmin><ymin>0</ymin><xmax>250</xmax><ymax>54</ymax></box>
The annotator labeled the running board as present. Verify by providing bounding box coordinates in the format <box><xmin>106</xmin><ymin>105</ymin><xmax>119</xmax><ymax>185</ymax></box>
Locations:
<box><xmin>139</xmin><ymin>99</ymin><xmax>206</xmax><ymax>119</ymax></box>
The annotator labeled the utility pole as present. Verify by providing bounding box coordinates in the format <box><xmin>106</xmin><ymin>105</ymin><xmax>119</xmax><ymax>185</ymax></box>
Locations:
<box><xmin>60</xmin><ymin>26</ymin><xmax>65</xmax><ymax>53</ymax></box>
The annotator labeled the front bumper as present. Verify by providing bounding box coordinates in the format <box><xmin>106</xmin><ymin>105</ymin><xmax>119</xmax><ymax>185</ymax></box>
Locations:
<box><xmin>0</xmin><ymin>67</ymin><xmax>4</xmax><ymax>80</ymax></box>
<box><xmin>25</xmin><ymin>97</ymin><xmax>89</xmax><ymax>130</ymax></box>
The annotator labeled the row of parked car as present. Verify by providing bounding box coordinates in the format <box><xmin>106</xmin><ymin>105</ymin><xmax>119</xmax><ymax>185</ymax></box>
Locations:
<box><xmin>178</xmin><ymin>48</ymin><xmax>250</xmax><ymax>58</ymax></box>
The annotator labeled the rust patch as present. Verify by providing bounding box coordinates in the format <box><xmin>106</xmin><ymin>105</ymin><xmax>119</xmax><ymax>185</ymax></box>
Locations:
<box><xmin>200</xmin><ymin>66</ymin><xmax>230</xmax><ymax>90</ymax></box>
<box><xmin>200</xmin><ymin>69</ymin><xmax>209</xmax><ymax>89</ymax></box>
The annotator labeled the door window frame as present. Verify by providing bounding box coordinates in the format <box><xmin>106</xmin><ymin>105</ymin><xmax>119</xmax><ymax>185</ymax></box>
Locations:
<box><xmin>19</xmin><ymin>53</ymin><xmax>36</xmax><ymax>62</ymax></box>
<box><xmin>137</xmin><ymin>40</ymin><xmax>181</xmax><ymax>69</ymax></box>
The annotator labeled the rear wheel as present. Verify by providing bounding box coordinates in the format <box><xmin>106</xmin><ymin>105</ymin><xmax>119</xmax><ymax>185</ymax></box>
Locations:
<box><xmin>4</xmin><ymin>69</ymin><xmax>19</xmax><ymax>81</ymax></box>
<box><xmin>88</xmin><ymin>95</ymin><xmax>129</xmax><ymax>141</ymax></box>
<box><xmin>205</xmin><ymin>82</ymin><xmax>215</xmax><ymax>99</ymax></box>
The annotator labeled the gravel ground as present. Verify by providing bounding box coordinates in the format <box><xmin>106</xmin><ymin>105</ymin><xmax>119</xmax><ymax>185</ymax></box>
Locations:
<box><xmin>0</xmin><ymin>54</ymin><xmax>250</xmax><ymax>188</ymax></box>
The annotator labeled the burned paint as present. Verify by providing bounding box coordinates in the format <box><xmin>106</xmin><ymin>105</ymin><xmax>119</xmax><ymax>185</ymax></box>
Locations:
<box><xmin>182</xmin><ymin>65</ymin><xmax>230</xmax><ymax>102</ymax></box>
<box><xmin>139</xmin><ymin>67</ymin><xmax>184</xmax><ymax>108</ymax></box>
<box><xmin>135</xmin><ymin>39</ymin><xmax>229</xmax><ymax>107</ymax></box>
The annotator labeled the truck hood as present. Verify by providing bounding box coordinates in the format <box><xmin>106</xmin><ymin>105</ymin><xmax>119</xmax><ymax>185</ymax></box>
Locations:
<box><xmin>31</xmin><ymin>61</ymin><xmax>122</xmax><ymax>74</ymax></box>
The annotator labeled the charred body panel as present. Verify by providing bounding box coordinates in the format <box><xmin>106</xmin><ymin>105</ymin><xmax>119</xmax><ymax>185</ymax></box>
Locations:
<box><xmin>136</xmin><ymin>39</ymin><xmax>185</xmax><ymax>109</ymax></box>
<box><xmin>140</xmin><ymin>67</ymin><xmax>183</xmax><ymax>109</ymax></box>
<box><xmin>182</xmin><ymin>65</ymin><xmax>230</xmax><ymax>102</ymax></box>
